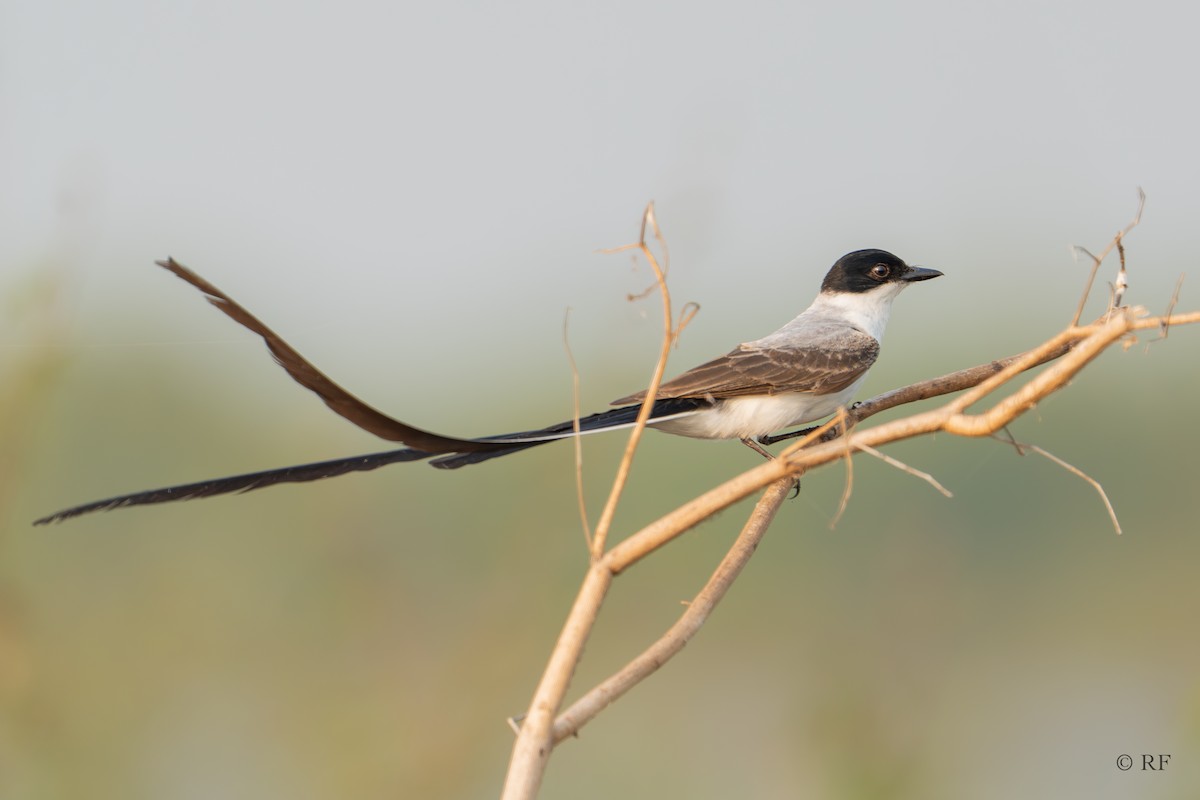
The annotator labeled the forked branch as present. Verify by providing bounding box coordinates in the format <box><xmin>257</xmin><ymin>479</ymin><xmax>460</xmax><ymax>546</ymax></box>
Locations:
<box><xmin>502</xmin><ymin>199</ymin><xmax>1197</xmax><ymax>800</ymax></box>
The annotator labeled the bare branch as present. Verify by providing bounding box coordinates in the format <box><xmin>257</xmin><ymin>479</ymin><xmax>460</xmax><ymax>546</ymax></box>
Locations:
<box><xmin>602</xmin><ymin>309</ymin><xmax>1200</xmax><ymax>581</ymax></box>
<box><xmin>830</xmin><ymin>408</ymin><xmax>855</xmax><ymax>529</ymax></box>
<box><xmin>855</xmin><ymin>443</ymin><xmax>953</xmax><ymax>498</ymax></box>
<box><xmin>518</xmin><ymin>307</ymin><xmax>1200</xmax><ymax>772</ymax></box>
<box><xmin>846</xmin><ymin>336</ymin><xmax>1078</xmax><ymax>427</ymax></box>
<box><xmin>561</xmin><ymin>308</ymin><xmax>592</xmax><ymax>548</ymax></box>
<box><xmin>502</xmin><ymin>563</ymin><xmax>614</xmax><ymax>799</ymax></box>
<box><xmin>1154</xmin><ymin>274</ymin><xmax>1185</xmax><ymax>341</ymax></box>
<box><xmin>592</xmin><ymin>202</ymin><xmax>673</xmax><ymax>558</ymax></box>
<box><xmin>551</xmin><ymin>478</ymin><xmax>794</xmax><ymax>744</ymax></box>
<box><xmin>504</xmin><ymin>200</ymin><xmax>1198</xmax><ymax>797</ymax></box>
<box><xmin>504</xmin><ymin>202</ymin><xmax>680</xmax><ymax>800</ymax></box>
<box><xmin>1071</xmin><ymin>188</ymin><xmax>1145</xmax><ymax>326</ymax></box>
<box><xmin>674</xmin><ymin>301</ymin><xmax>700</xmax><ymax>348</ymax></box>
<box><xmin>991</xmin><ymin>434</ymin><xmax>1121</xmax><ymax>535</ymax></box>
<box><xmin>1112</xmin><ymin>231</ymin><xmax>1129</xmax><ymax>309</ymax></box>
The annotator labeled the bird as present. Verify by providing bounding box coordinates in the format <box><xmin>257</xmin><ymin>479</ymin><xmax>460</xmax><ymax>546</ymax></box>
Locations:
<box><xmin>33</xmin><ymin>250</ymin><xmax>941</xmax><ymax>524</ymax></box>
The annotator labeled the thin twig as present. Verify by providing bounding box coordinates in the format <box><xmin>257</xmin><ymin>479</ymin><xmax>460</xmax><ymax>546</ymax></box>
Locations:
<box><xmin>561</xmin><ymin>308</ymin><xmax>592</xmax><ymax>548</ymax></box>
<box><xmin>830</xmin><ymin>408</ymin><xmax>855</xmax><ymax>529</ymax></box>
<box><xmin>607</xmin><ymin>209</ymin><xmax>671</xmax><ymax>302</ymax></box>
<box><xmin>503</xmin><ymin>203</ymin><xmax>678</xmax><ymax>800</ymax></box>
<box><xmin>855</xmin><ymin>443</ymin><xmax>953</xmax><ymax>498</ymax></box>
<box><xmin>591</xmin><ymin>202</ymin><xmax>673</xmax><ymax>559</ymax></box>
<box><xmin>1071</xmin><ymin>188</ymin><xmax>1145</xmax><ymax>326</ymax></box>
<box><xmin>1111</xmin><ymin>232</ymin><xmax>1129</xmax><ymax>309</ymax></box>
<box><xmin>624</xmin><ymin>279</ymin><xmax>660</xmax><ymax>303</ymax></box>
<box><xmin>994</xmin><ymin>425</ymin><xmax>1024</xmax><ymax>455</ymax></box>
<box><xmin>1155</xmin><ymin>274</ymin><xmax>1185</xmax><ymax>341</ymax></box>
<box><xmin>674</xmin><ymin>302</ymin><xmax>700</xmax><ymax>348</ymax></box>
<box><xmin>990</xmin><ymin>434</ymin><xmax>1121</xmax><ymax>535</ymax></box>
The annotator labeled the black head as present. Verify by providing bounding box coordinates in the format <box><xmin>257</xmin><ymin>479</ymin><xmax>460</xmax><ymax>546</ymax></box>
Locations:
<box><xmin>820</xmin><ymin>249</ymin><xmax>943</xmax><ymax>294</ymax></box>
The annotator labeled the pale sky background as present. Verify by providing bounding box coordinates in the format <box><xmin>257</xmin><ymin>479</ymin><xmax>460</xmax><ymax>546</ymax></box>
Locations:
<box><xmin>5</xmin><ymin>0</ymin><xmax>1198</xmax><ymax>386</ymax></box>
<box><xmin>4</xmin><ymin>2</ymin><xmax>1200</xmax><ymax>799</ymax></box>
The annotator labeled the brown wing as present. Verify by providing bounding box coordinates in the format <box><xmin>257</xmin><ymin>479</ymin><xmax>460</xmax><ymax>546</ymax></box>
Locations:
<box><xmin>156</xmin><ymin>258</ymin><xmax>498</xmax><ymax>453</ymax></box>
<box><xmin>613</xmin><ymin>329</ymin><xmax>879</xmax><ymax>404</ymax></box>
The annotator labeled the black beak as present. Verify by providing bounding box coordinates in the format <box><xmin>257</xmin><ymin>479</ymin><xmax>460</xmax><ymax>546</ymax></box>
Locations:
<box><xmin>902</xmin><ymin>266</ymin><xmax>943</xmax><ymax>282</ymax></box>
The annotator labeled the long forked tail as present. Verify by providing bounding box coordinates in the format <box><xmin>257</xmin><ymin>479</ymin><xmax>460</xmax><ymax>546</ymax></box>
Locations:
<box><xmin>33</xmin><ymin>398</ymin><xmax>707</xmax><ymax>524</ymax></box>
<box><xmin>32</xmin><ymin>448</ymin><xmax>434</xmax><ymax>525</ymax></box>
<box><xmin>33</xmin><ymin>258</ymin><xmax>707</xmax><ymax>525</ymax></box>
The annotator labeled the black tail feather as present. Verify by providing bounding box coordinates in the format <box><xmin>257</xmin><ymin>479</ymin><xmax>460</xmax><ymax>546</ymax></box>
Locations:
<box><xmin>431</xmin><ymin>398</ymin><xmax>706</xmax><ymax>469</ymax></box>
<box><xmin>33</xmin><ymin>447</ymin><xmax>435</xmax><ymax>525</ymax></box>
<box><xmin>430</xmin><ymin>442</ymin><xmax>544</xmax><ymax>468</ymax></box>
<box><xmin>472</xmin><ymin>398</ymin><xmax>705</xmax><ymax>443</ymax></box>
<box><xmin>35</xmin><ymin>398</ymin><xmax>709</xmax><ymax>524</ymax></box>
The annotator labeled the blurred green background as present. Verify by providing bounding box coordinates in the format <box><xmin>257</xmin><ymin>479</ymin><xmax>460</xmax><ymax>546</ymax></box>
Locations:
<box><xmin>4</xmin><ymin>2</ymin><xmax>1200</xmax><ymax>798</ymax></box>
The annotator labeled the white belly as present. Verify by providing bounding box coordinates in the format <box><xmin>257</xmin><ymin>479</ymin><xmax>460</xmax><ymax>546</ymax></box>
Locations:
<box><xmin>650</xmin><ymin>379</ymin><xmax>863</xmax><ymax>440</ymax></box>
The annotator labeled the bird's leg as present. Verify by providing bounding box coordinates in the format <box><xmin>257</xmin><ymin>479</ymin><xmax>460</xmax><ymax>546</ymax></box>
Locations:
<box><xmin>756</xmin><ymin>426</ymin><xmax>818</xmax><ymax>446</ymax></box>
<box><xmin>758</xmin><ymin>403</ymin><xmax>861</xmax><ymax>446</ymax></box>
<box><xmin>740</xmin><ymin>438</ymin><xmax>802</xmax><ymax>497</ymax></box>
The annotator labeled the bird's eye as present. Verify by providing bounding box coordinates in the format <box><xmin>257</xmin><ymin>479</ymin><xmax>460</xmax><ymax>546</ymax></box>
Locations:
<box><xmin>869</xmin><ymin>263</ymin><xmax>891</xmax><ymax>280</ymax></box>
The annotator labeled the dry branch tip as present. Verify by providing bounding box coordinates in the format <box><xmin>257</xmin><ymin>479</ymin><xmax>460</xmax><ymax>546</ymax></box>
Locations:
<box><xmin>1070</xmin><ymin>189</ymin><xmax>1146</xmax><ymax>326</ymax></box>
<box><xmin>989</xmin><ymin>434</ymin><xmax>1121</xmax><ymax>535</ymax></box>
<box><xmin>856</xmin><ymin>443</ymin><xmax>954</xmax><ymax>498</ymax></box>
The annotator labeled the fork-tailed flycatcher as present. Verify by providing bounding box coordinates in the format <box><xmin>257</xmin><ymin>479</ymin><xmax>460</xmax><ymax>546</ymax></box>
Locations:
<box><xmin>34</xmin><ymin>249</ymin><xmax>941</xmax><ymax>524</ymax></box>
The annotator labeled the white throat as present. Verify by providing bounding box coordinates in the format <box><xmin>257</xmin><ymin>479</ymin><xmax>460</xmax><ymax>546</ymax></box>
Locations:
<box><xmin>805</xmin><ymin>283</ymin><xmax>909</xmax><ymax>340</ymax></box>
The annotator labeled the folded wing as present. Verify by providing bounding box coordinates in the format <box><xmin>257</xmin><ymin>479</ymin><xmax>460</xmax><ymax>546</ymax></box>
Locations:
<box><xmin>613</xmin><ymin>330</ymin><xmax>879</xmax><ymax>404</ymax></box>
